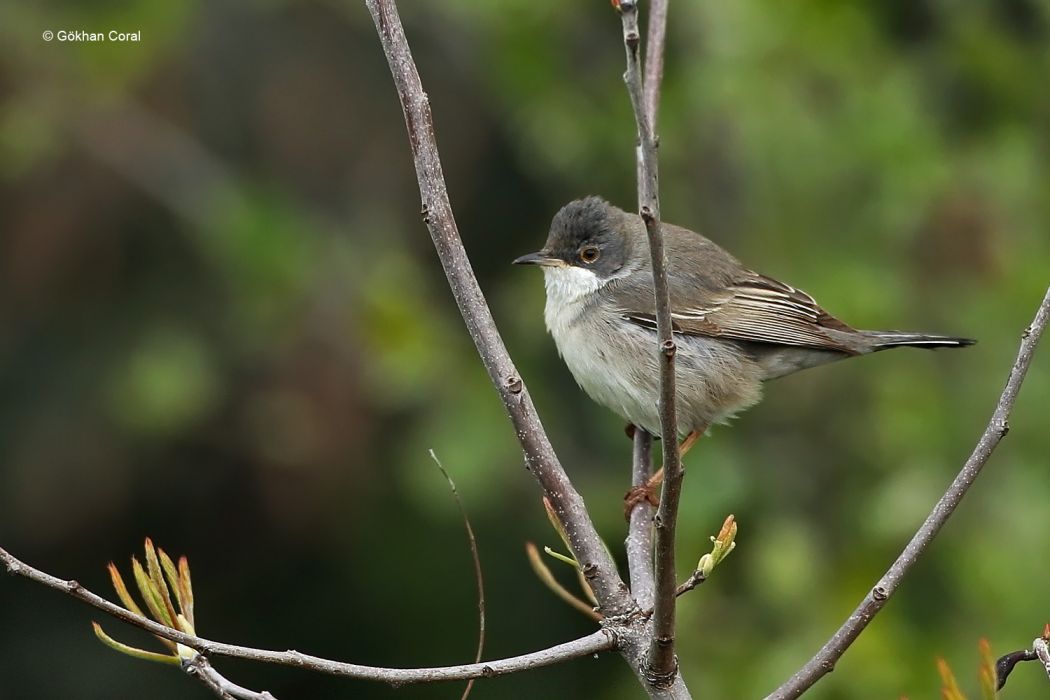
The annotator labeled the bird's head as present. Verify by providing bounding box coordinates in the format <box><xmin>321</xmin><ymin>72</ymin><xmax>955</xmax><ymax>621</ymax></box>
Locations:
<box><xmin>513</xmin><ymin>197</ymin><xmax>634</xmax><ymax>287</ymax></box>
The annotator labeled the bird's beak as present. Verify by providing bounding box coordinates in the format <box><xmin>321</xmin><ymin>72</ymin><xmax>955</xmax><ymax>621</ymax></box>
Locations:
<box><xmin>512</xmin><ymin>251</ymin><xmax>563</xmax><ymax>267</ymax></box>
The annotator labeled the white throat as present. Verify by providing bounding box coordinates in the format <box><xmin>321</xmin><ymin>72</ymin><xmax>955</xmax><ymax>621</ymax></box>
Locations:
<box><xmin>542</xmin><ymin>265</ymin><xmax>608</xmax><ymax>337</ymax></box>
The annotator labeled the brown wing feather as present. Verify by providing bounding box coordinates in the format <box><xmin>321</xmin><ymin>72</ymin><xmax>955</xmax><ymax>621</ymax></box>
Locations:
<box><xmin>623</xmin><ymin>271</ymin><xmax>860</xmax><ymax>354</ymax></box>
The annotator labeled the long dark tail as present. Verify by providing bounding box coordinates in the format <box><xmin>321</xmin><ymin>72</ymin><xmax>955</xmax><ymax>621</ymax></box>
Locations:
<box><xmin>864</xmin><ymin>330</ymin><xmax>976</xmax><ymax>351</ymax></box>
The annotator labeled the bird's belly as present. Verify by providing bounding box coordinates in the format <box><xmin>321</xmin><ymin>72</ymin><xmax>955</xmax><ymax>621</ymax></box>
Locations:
<box><xmin>558</xmin><ymin>322</ymin><xmax>660</xmax><ymax>433</ymax></box>
<box><xmin>549</xmin><ymin>312</ymin><xmax>763</xmax><ymax>437</ymax></box>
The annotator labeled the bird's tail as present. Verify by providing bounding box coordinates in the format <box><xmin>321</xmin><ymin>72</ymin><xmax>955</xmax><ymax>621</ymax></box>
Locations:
<box><xmin>864</xmin><ymin>330</ymin><xmax>976</xmax><ymax>351</ymax></box>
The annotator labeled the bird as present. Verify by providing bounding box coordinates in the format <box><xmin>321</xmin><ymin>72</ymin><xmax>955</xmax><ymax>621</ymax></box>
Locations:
<box><xmin>513</xmin><ymin>196</ymin><xmax>974</xmax><ymax>449</ymax></box>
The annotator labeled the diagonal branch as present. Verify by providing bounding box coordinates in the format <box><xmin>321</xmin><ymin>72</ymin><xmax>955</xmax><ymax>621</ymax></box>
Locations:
<box><xmin>363</xmin><ymin>0</ymin><xmax>632</xmax><ymax>617</ymax></box>
<box><xmin>0</xmin><ymin>544</ymin><xmax>616</xmax><ymax>684</ymax></box>
<box><xmin>184</xmin><ymin>656</ymin><xmax>277</xmax><ymax>700</ymax></box>
<box><xmin>766</xmin><ymin>285</ymin><xmax>1050</xmax><ymax>700</ymax></box>
<box><xmin>617</xmin><ymin>0</ymin><xmax>682</xmax><ymax>687</ymax></box>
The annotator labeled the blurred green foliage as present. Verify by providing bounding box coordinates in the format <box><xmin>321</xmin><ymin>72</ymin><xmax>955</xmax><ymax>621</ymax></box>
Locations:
<box><xmin>1</xmin><ymin>1</ymin><xmax>1049</xmax><ymax>698</ymax></box>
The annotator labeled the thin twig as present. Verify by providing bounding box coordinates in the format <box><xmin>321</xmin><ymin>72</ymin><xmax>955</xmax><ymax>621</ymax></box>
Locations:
<box><xmin>0</xmin><ymin>545</ymin><xmax>616</xmax><ymax>684</ymax></box>
<box><xmin>766</xmin><ymin>286</ymin><xmax>1050</xmax><ymax>700</ymax></box>
<box><xmin>364</xmin><ymin>0</ymin><xmax>632</xmax><ymax>618</ymax></box>
<box><xmin>626</xmin><ymin>428</ymin><xmax>656</xmax><ymax>609</ymax></box>
<box><xmin>674</xmin><ymin>571</ymin><xmax>705</xmax><ymax>598</ymax></box>
<box><xmin>617</xmin><ymin>0</ymin><xmax>681</xmax><ymax>687</ymax></box>
<box><xmin>430</xmin><ymin>450</ymin><xmax>486</xmax><ymax>700</ymax></box>
<box><xmin>185</xmin><ymin>656</ymin><xmax>277</xmax><ymax>700</ymax></box>
<box><xmin>642</xmin><ymin>0</ymin><xmax>669</xmax><ymax>130</ymax></box>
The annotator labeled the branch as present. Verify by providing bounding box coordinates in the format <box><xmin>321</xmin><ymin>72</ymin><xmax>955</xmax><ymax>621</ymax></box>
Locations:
<box><xmin>1035</xmin><ymin>637</ymin><xmax>1050</xmax><ymax>683</ymax></box>
<box><xmin>642</xmin><ymin>0</ymin><xmax>669</xmax><ymax>130</ymax></box>
<box><xmin>996</xmin><ymin>637</ymin><xmax>1050</xmax><ymax>690</ymax></box>
<box><xmin>674</xmin><ymin>571</ymin><xmax>705</xmax><ymax>598</ymax></box>
<box><xmin>1036</xmin><ymin>637</ymin><xmax>1050</xmax><ymax>681</ymax></box>
<box><xmin>184</xmin><ymin>656</ymin><xmax>277</xmax><ymax>700</ymax></box>
<box><xmin>766</xmin><ymin>285</ymin><xmax>1050</xmax><ymax>700</ymax></box>
<box><xmin>617</xmin><ymin>0</ymin><xmax>681</xmax><ymax>687</ymax></box>
<box><xmin>995</xmin><ymin>648</ymin><xmax>1038</xmax><ymax>690</ymax></box>
<box><xmin>626</xmin><ymin>428</ymin><xmax>656</xmax><ymax>609</ymax></box>
<box><xmin>364</xmin><ymin>0</ymin><xmax>632</xmax><ymax>618</ymax></box>
<box><xmin>0</xmin><ymin>544</ymin><xmax>616</xmax><ymax>684</ymax></box>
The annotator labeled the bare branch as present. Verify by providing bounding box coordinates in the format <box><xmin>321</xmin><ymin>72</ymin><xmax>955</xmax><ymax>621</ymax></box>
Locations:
<box><xmin>766</xmin><ymin>286</ymin><xmax>1050</xmax><ymax>700</ymax></box>
<box><xmin>996</xmin><ymin>648</ymin><xmax>1038</xmax><ymax>690</ymax></box>
<box><xmin>617</xmin><ymin>0</ymin><xmax>682</xmax><ymax>687</ymax></box>
<box><xmin>0</xmin><ymin>545</ymin><xmax>616</xmax><ymax>684</ymax></box>
<box><xmin>674</xmin><ymin>571</ymin><xmax>705</xmax><ymax>598</ymax></box>
<box><xmin>184</xmin><ymin>656</ymin><xmax>277</xmax><ymax>700</ymax></box>
<box><xmin>626</xmin><ymin>428</ymin><xmax>656</xmax><ymax>609</ymax></box>
<box><xmin>996</xmin><ymin>627</ymin><xmax>1050</xmax><ymax>690</ymax></box>
<box><xmin>364</xmin><ymin>0</ymin><xmax>632</xmax><ymax>617</ymax></box>
<box><xmin>643</xmin><ymin>0</ymin><xmax>669</xmax><ymax>129</ymax></box>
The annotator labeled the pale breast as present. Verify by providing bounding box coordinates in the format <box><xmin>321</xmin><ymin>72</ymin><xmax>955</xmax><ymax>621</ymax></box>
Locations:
<box><xmin>550</xmin><ymin>307</ymin><xmax>662</xmax><ymax>433</ymax></box>
<box><xmin>541</xmin><ymin>267</ymin><xmax>764</xmax><ymax>436</ymax></box>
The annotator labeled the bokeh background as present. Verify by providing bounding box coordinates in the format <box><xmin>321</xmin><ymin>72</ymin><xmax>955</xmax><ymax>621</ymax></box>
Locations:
<box><xmin>2</xmin><ymin>1</ymin><xmax>1049</xmax><ymax>698</ymax></box>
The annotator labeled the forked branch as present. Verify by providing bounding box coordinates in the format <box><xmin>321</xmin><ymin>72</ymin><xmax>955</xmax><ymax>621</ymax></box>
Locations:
<box><xmin>0</xmin><ymin>544</ymin><xmax>616</xmax><ymax>685</ymax></box>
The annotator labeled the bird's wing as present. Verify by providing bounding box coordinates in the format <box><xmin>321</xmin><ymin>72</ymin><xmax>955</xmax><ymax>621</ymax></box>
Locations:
<box><xmin>622</xmin><ymin>271</ymin><xmax>860</xmax><ymax>353</ymax></box>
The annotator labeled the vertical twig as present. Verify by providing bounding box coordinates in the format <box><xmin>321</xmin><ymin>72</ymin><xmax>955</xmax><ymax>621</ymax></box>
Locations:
<box><xmin>617</xmin><ymin>0</ymin><xmax>681</xmax><ymax>686</ymax></box>
<box><xmin>365</xmin><ymin>0</ymin><xmax>633</xmax><ymax>617</ymax></box>
<box><xmin>626</xmin><ymin>429</ymin><xmax>656</xmax><ymax>608</ymax></box>
<box><xmin>431</xmin><ymin>451</ymin><xmax>486</xmax><ymax>700</ymax></box>
<box><xmin>642</xmin><ymin>0</ymin><xmax>669</xmax><ymax>131</ymax></box>
<box><xmin>766</xmin><ymin>286</ymin><xmax>1050</xmax><ymax>700</ymax></box>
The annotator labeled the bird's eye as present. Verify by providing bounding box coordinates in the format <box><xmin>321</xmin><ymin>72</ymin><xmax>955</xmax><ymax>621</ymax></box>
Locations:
<box><xmin>579</xmin><ymin>246</ymin><xmax>600</xmax><ymax>264</ymax></box>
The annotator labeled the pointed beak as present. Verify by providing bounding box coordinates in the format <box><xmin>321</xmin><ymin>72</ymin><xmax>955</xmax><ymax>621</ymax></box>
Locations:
<box><xmin>512</xmin><ymin>251</ymin><xmax>563</xmax><ymax>267</ymax></box>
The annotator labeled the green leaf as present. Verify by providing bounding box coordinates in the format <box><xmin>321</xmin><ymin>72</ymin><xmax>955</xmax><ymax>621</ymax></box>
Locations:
<box><xmin>178</xmin><ymin>556</ymin><xmax>194</xmax><ymax>628</ymax></box>
<box><xmin>144</xmin><ymin>539</ymin><xmax>180</xmax><ymax>630</ymax></box>
<box><xmin>157</xmin><ymin>547</ymin><xmax>183</xmax><ymax>614</ymax></box>
<box><xmin>132</xmin><ymin>556</ymin><xmax>176</xmax><ymax>634</ymax></box>
<box><xmin>92</xmin><ymin>622</ymin><xmax>179</xmax><ymax>666</ymax></box>
<box><xmin>542</xmin><ymin>546</ymin><xmax>580</xmax><ymax>570</ymax></box>
<box><xmin>107</xmin><ymin>563</ymin><xmax>145</xmax><ymax>618</ymax></box>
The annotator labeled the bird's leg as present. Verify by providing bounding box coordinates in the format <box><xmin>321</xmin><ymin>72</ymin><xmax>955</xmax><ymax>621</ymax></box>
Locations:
<box><xmin>623</xmin><ymin>428</ymin><xmax>705</xmax><ymax>518</ymax></box>
<box><xmin>649</xmin><ymin>428</ymin><xmax>706</xmax><ymax>486</ymax></box>
<box><xmin>678</xmin><ymin>428</ymin><xmax>703</xmax><ymax>457</ymax></box>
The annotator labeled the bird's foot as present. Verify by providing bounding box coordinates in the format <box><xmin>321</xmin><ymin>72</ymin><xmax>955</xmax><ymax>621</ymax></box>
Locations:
<box><xmin>623</xmin><ymin>429</ymin><xmax>706</xmax><ymax>518</ymax></box>
<box><xmin>623</xmin><ymin>472</ymin><xmax>662</xmax><ymax>520</ymax></box>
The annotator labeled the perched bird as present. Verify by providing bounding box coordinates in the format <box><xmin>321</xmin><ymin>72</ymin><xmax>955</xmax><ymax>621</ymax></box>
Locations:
<box><xmin>514</xmin><ymin>196</ymin><xmax>974</xmax><ymax>444</ymax></box>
